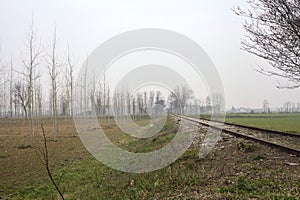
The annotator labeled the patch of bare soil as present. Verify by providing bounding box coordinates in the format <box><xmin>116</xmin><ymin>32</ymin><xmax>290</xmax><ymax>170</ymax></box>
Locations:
<box><xmin>0</xmin><ymin>118</ymin><xmax>89</xmax><ymax>199</ymax></box>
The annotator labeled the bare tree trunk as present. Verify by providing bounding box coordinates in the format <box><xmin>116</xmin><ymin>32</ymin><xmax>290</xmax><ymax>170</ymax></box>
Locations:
<box><xmin>22</xmin><ymin>15</ymin><xmax>42</xmax><ymax>147</ymax></box>
<box><xmin>36</xmin><ymin>79</ymin><xmax>42</xmax><ymax>130</ymax></box>
<box><xmin>132</xmin><ymin>97</ymin><xmax>136</xmax><ymax>120</ymax></box>
<box><xmin>83</xmin><ymin>64</ymin><xmax>88</xmax><ymax>115</ymax></box>
<box><xmin>66</xmin><ymin>45</ymin><xmax>74</xmax><ymax>118</ymax></box>
<box><xmin>9</xmin><ymin>60</ymin><xmax>13</xmax><ymax>133</ymax></box>
<box><xmin>47</xmin><ymin>27</ymin><xmax>60</xmax><ymax>141</ymax></box>
<box><xmin>144</xmin><ymin>91</ymin><xmax>147</xmax><ymax>116</ymax></box>
<box><xmin>14</xmin><ymin>91</ymin><xmax>17</xmax><ymax>117</ymax></box>
<box><xmin>103</xmin><ymin>72</ymin><xmax>106</xmax><ymax>117</ymax></box>
<box><xmin>65</xmin><ymin>48</ymin><xmax>76</xmax><ymax>136</ymax></box>
<box><xmin>80</xmin><ymin>78</ymin><xmax>83</xmax><ymax>114</ymax></box>
<box><xmin>107</xmin><ymin>85</ymin><xmax>110</xmax><ymax>120</ymax></box>
<box><xmin>90</xmin><ymin>75</ymin><xmax>96</xmax><ymax>116</ymax></box>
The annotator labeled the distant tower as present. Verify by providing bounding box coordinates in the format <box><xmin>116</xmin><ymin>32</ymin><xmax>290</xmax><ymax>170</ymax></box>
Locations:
<box><xmin>263</xmin><ymin>100</ymin><xmax>270</xmax><ymax>113</ymax></box>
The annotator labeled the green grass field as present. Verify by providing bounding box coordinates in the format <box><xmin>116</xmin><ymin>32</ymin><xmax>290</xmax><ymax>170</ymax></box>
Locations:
<box><xmin>2</xmin><ymin>116</ymin><xmax>300</xmax><ymax>199</ymax></box>
<box><xmin>225</xmin><ymin>113</ymin><xmax>300</xmax><ymax>134</ymax></box>
<box><xmin>199</xmin><ymin>113</ymin><xmax>300</xmax><ymax>134</ymax></box>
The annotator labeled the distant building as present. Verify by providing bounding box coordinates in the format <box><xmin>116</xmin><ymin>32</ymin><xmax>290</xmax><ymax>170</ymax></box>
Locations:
<box><xmin>227</xmin><ymin>106</ymin><xmax>263</xmax><ymax>114</ymax></box>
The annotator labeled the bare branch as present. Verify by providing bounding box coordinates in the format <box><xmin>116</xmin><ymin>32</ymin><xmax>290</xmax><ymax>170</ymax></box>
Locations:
<box><xmin>234</xmin><ymin>0</ymin><xmax>300</xmax><ymax>88</ymax></box>
<box><xmin>40</xmin><ymin>121</ymin><xmax>65</xmax><ymax>200</ymax></box>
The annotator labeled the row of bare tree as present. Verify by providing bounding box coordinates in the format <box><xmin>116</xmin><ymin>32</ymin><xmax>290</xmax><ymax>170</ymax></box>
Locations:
<box><xmin>0</xmin><ymin>18</ymin><xmax>225</xmax><ymax>147</ymax></box>
<box><xmin>74</xmin><ymin>79</ymin><xmax>224</xmax><ymax>117</ymax></box>
<box><xmin>0</xmin><ymin>18</ymin><xmax>76</xmax><ymax>146</ymax></box>
<box><xmin>263</xmin><ymin>100</ymin><xmax>300</xmax><ymax>114</ymax></box>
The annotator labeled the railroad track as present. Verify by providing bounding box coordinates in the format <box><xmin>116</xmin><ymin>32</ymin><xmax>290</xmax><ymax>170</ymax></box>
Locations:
<box><xmin>176</xmin><ymin>115</ymin><xmax>300</xmax><ymax>157</ymax></box>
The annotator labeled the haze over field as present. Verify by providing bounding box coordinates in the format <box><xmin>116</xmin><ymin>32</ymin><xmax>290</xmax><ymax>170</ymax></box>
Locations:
<box><xmin>0</xmin><ymin>0</ymin><xmax>300</xmax><ymax>109</ymax></box>
<box><xmin>1</xmin><ymin>1</ymin><xmax>300</xmax><ymax>199</ymax></box>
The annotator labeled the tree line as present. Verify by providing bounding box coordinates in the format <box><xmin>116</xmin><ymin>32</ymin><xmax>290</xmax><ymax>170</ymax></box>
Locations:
<box><xmin>0</xmin><ymin>17</ymin><xmax>225</xmax><ymax>147</ymax></box>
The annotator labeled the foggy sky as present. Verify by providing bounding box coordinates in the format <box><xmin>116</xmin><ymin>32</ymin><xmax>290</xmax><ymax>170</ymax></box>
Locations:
<box><xmin>1</xmin><ymin>0</ymin><xmax>299</xmax><ymax>109</ymax></box>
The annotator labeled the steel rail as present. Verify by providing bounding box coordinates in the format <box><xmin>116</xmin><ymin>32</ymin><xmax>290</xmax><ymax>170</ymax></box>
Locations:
<box><xmin>176</xmin><ymin>115</ymin><xmax>300</xmax><ymax>157</ymax></box>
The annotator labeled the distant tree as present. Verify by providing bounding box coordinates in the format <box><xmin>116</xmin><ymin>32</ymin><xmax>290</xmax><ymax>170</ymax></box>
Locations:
<box><xmin>21</xmin><ymin>16</ymin><xmax>42</xmax><ymax>147</ymax></box>
<box><xmin>95</xmin><ymin>80</ymin><xmax>103</xmax><ymax>116</ymax></box>
<box><xmin>291</xmin><ymin>102</ymin><xmax>296</xmax><ymax>112</ymax></box>
<box><xmin>126</xmin><ymin>91</ymin><xmax>131</xmax><ymax>116</ymax></box>
<box><xmin>132</xmin><ymin>97</ymin><xmax>136</xmax><ymax>118</ymax></box>
<box><xmin>60</xmin><ymin>92</ymin><xmax>68</xmax><ymax>116</ymax></box>
<box><xmin>89</xmin><ymin>75</ymin><xmax>96</xmax><ymax>115</ymax></box>
<box><xmin>284</xmin><ymin>101</ymin><xmax>293</xmax><ymax>113</ymax></box>
<box><xmin>46</xmin><ymin>27</ymin><xmax>61</xmax><ymax>141</ymax></box>
<box><xmin>102</xmin><ymin>73</ymin><xmax>106</xmax><ymax>116</ymax></box>
<box><xmin>211</xmin><ymin>93</ymin><xmax>225</xmax><ymax>113</ymax></box>
<box><xmin>144</xmin><ymin>91</ymin><xmax>148</xmax><ymax>114</ymax></box>
<box><xmin>106</xmin><ymin>84</ymin><xmax>111</xmax><ymax>118</ymax></box>
<box><xmin>65</xmin><ymin>45</ymin><xmax>75</xmax><ymax>117</ymax></box>
<box><xmin>14</xmin><ymin>81</ymin><xmax>28</xmax><ymax>119</ymax></box>
<box><xmin>137</xmin><ymin>93</ymin><xmax>143</xmax><ymax>118</ymax></box>
<box><xmin>0</xmin><ymin>61</ymin><xmax>8</xmax><ymax>117</ymax></box>
<box><xmin>0</xmin><ymin>48</ymin><xmax>7</xmax><ymax>116</ymax></box>
<box><xmin>235</xmin><ymin>0</ymin><xmax>300</xmax><ymax>88</ymax></box>
<box><xmin>113</xmin><ymin>87</ymin><xmax>121</xmax><ymax>116</ymax></box>
<box><xmin>205</xmin><ymin>96</ymin><xmax>211</xmax><ymax>107</ymax></box>
<box><xmin>9</xmin><ymin>60</ymin><xmax>14</xmax><ymax>132</ymax></box>
<box><xmin>36</xmin><ymin>79</ymin><xmax>43</xmax><ymax>125</ymax></box>
<box><xmin>149</xmin><ymin>91</ymin><xmax>155</xmax><ymax>109</ymax></box>
<box><xmin>0</xmin><ymin>45</ymin><xmax>6</xmax><ymax>87</ymax></box>
<box><xmin>169</xmin><ymin>85</ymin><xmax>193</xmax><ymax>114</ymax></box>
<box><xmin>156</xmin><ymin>91</ymin><xmax>161</xmax><ymax>103</ymax></box>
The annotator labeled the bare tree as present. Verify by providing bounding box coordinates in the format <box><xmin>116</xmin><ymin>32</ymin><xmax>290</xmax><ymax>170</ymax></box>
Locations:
<box><xmin>132</xmin><ymin>96</ymin><xmax>136</xmax><ymax>118</ymax></box>
<box><xmin>46</xmin><ymin>27</ymin><xmax>61</xmax><ymax>141</ymax></box>
<box><xmin>89</xmin><ymin>75</ymin><xmax>96</xmax><ymax>114</ymax></box>
<box><xmin>234</xmin><ymin>0</ymin><xmax>300</xmax><ymax>88</ymax></box>
<box><xmin>106</xmin><ymin>85</ymin><xmax>111</xmax><ymax>118</ymax></box>
<box><xmin>14</xmin><ymin>81</ymin><xmax>28</xmax><ymax>118</ymax></box>
<box><xmin>102</xmin><ymin>72</ymin><xmax>106</xmax><ymax>116</ymax></box>
<box><xmin>149</xmin><ymin>91</ymin><xmax>155</xmax><ymax>109</ymax></box>
<box><xmin>60</xmin><ymin>91</ymin><xmax>68</xmax><ymax>116</ymax></box>
<box><xmin>143</xmin><ymin>91</ymin><xmax>148</xmax><ymax>114</ymax></box>
<box><xmin>113</xmin><ymin>88</ymin><xmax>121</xmax><ymax>116</ymax></box>
<box><xmin>40</xmin><ymin>122</ymin><xmax>65</xmax><ymax>200</ymax></box>
<box><xmin>113</xmin><ymin>87</ymin><xmax>125</xmax><ymax>117</ymax></box>
<box><xmin>0</xmin><ymin>45</ymin><xmax>4</xmax><ymax>78</ymax></box>
<box><xmin>36</xmin><ymin>79</ymin><xmax>43</xmax><ymax>126</ymax></box>
<box><xmin>137</xmin><ymin>93</ymin><xmax>143</xmax><ymax>118</ymax></box>
<box><xmin>66</xmin><ymin>45</ymin><xmax>75</xmax><ymax>117</ymax></box>
<box><xmin>95</xmin><ymin>81</ymin><xmax>103</xmax><ymax>116</ymax></box>
<box><xmin>284</xmin><ymin>101</ymin><xmax>293</xmax><ymax>113</ymax></box>
<box><xmin>0</xmin><ymin>46</ymin><xmax>8</xmax><ymax>117</ymax></box>
<box><xmin>126</xmin><ymin>90</ymin><xmax>131</xmax><ymax>116</ymax></box>
<box><xmin>21</xmin><ymin>16</ymin><xmax>42</xmax><ymax>147</ymax></box>
<box><xmin>13</xmin><ymin>82</ymin><xmax>19</xmax><ymax>117</ymax></box>
<box><xmin>211</xmin><ymin>93</ymin><xmax>225</xmax><ymax>113</ymax></box>
<box><xmin>0</xmin><ymin>45</ymin><xmax>5</xmax><ymax>87</ymax></box>
<box><xmin>206</xmin><ymin>96</ymin><xmax>211</xmax><ymax>106</ymax></box>
<box><xmin>9</xmin><ymin>60</ymin><xmax>14</xmax><ymax>132</ymax></box>
<box><xmin>77</xmin><ymin>62</ymin><xmax>89</xmax><ymax>115</ymax></box>
<box><xmin>168</xmin><ymin>85</ymin><xmax>193</xmax><ymax>114</ymax></box>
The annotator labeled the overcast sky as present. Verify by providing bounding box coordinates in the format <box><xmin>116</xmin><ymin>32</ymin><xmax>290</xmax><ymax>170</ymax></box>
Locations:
<box><xmin>1</xmin><ymin>0</ymin><xmax>300</xmax><ymax>109</ymax></box>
